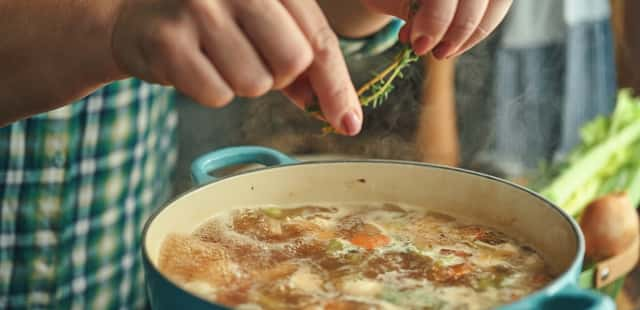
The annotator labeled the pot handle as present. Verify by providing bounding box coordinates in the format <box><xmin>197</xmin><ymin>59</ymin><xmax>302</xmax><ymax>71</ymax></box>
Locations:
<box><xmin>520</xmin><ymin>283</ymin><xmax>615</xmax><ymax>310</ymax></box>
<box><xmin>190</xmin><ymin>146</ymin><xmax>298</xmax><ymax>185</ymax></box>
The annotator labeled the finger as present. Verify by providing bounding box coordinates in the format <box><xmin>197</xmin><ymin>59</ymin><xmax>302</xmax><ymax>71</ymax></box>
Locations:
<box><xmin>280</xmin><ymin>0</ymin><xmax>363</xmax><ymax>136</ymax></box>
<box><xmin>174</xmin><ymin>50</ymin><xmax>235</xmax><ymax>108</ymax></box>
<box><xmin>399</xmin><ymin>23</ymin><xmax>411</xmax><ymax>44</ymax></box>
<box><xmin>148</xmin><ymin>23</ymin><xmax>233</xmax><ymax>107</ymax></box>
<box><xmin>359</xmin><ymin>0</ymin><xmax>413</xmax><ymax>19</ymax></box>
<box><xmin>410</xmin><ymin>0</ymin><xmax>460</xmax><ymax>56</ymax></box>
<box><xmin>191</xmin><ymin>0</ymin><xmax>273</xmax><ymax>98</ymax></box>
<box><xmin>231</xmin><ymin>0</ymin><xmax>313</xmax><ymax>90</ymax></box>
<box><xmin>450</xmin><ymin>0</ymin><xmax>512</xmax><ymax>58</ymax></box>
<box><xmin>432</xmin><ymin>0</ymin><xmax>488</xmax><ymax>59</ymax></box>
<box><xmin>281</xmin><ymin>74</ymin><xmax>313</xmax><ymax>110</ymax></box>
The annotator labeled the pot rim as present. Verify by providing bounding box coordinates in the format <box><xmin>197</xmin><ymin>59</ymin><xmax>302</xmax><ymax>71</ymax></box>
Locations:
<box><xmin>141</xmin><ymin>159</ymin><xmax>585</xmax><ymax>308</ymax></box>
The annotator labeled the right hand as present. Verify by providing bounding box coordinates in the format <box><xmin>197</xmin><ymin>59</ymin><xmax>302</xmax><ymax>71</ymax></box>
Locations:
<box><xmin>361</xmin><ymin>0</ymin><xmax>512</xmax><ymax>59</ymax></box>
<box><xmin>110</xmin><ymin>0</ymin><xmax>363</xmax><ymax>135</ymax></box>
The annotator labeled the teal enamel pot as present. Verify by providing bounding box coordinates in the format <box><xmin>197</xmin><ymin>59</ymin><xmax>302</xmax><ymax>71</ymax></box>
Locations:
<box><xmin>142</xmin><ymin>146</ymin><xmax>616</xmax><ymax>310</ymax></box>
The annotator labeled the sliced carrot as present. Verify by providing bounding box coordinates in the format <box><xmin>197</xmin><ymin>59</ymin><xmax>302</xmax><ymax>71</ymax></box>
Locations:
<box><xmin>349</xmin><ymin>232</ymin><xmax>391</xmax><ymax>250</ymax></box>
<box><xmin>429</xmin><ymin>262</ymin><xmax>472</xmax><ymax>283</ymax></box>
<box><xmin>450</xmin><ymin>263</ymin><xmax>472</xmax><ymax>278</ymax></box>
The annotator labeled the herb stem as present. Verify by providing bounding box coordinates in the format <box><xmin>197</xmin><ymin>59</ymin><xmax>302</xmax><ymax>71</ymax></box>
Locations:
<box><xmin>359</xmin><ymin>49</ymin><xmax>410</xmax><ymax>106</ymax></box>
<box><xmin>308</xmin><ymin>1</ymin><xmax>421</xmax><ymax>134</ymax></box>
<box><xmin>357</xmin><ymin>52</ymin><xmax>404</xmax><ymax>97</ymax></box>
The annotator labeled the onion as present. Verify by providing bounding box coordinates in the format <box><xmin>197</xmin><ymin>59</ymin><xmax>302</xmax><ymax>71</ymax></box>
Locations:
<box><xmin>579</xmin><ymin>192</ymin><xmax>639</xmax><ymax>261</ymax></box>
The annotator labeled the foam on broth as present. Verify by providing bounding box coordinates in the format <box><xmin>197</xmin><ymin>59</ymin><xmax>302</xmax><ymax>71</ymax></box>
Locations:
<box><xmin>157</xmin><ymin>203</ymin><xmax>554</xmax><ymax>310</ymax></box>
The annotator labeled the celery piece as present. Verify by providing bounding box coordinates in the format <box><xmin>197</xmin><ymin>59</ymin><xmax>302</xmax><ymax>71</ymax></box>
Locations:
<box><xmin>609</xmin><ymin>89</ymin><xmax>640</xmax><ymax>134</ymax></box>
<box><xmin>327</xmin><ymin>239</ymin><xmax>344</xmax><ymax>253</ymax></box>
<box><xmin>597</xmin><ymin>167</ymin><xmax>631</xmax><ymax>196</ymax></box>
<box><xmin>561</xmin><ymin>178</ymin><xmax>601</xmax><ymax>218</ymax></box>
<box><xmin>540</xmin><ymin>120</ymin><xmax>640</xmax><ymax>208</ymax></box>
<box><xmin>261</xmin><ymin>207</ymin><xmax>284</xmax><ymax>219</ymax></box>
<box><xmin>624</xmin><ymin>163</ymin><xmax>640</xmax><ymax>207</ymax></box>
<box><xmin>580</xmin><ymin>116</ymin><xmax>609</xmax><ymax>148</ymax></box>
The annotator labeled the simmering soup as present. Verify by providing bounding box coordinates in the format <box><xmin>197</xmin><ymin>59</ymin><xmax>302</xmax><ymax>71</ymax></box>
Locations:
<box><xmin>157</xmin><ymin>203</ymin><xmax>554</xmax><ymax>309</ymax></box>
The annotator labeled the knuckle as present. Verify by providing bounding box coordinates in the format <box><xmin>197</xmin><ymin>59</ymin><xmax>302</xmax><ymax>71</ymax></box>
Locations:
<box><xmin>149</xmin><ymin>24</ymin><xmax>178</xmax><ymax>59</ymax></box>
<box><xmin>424</xmin><ymin>12</ymin><xmax>453</xmax><ymax>29</ymax></box>
<box><xmin>273</xmin><ymin>49</ymin><xmax>313</xmax><ymax>89</ymax></box>
<box><xmin>143</xmin><ymin>24</ymin><xmax>179</xmax><ymax>82</ymax></box>
<box><xmin>308</xmin><ymin>25</ymin><xmax>340</xmax><ymax>62</ymax></box>
<box><xmin>475</xmin><ymin>25</ymin><xmax>490</xmax><ymax>38</ymax></box>
<box><xmin>450</xmin><ymin>19</ymin><xmax>478</xmax><ymax>37</ymax></box>
<box><xmin>188</xmin><ymin>0</ymin><xmax>225</xmax><ymax>30</ymax></box>
<box><xmin>323</xmin><ymin>83</ymin><xmax>353</xmax><ymax>117</ymax></box>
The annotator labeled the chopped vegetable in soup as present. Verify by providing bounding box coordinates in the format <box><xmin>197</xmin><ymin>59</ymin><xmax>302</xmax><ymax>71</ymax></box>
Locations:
<box><xmin>158</xmin><ymin>203</ymin><xmax>554</xmax><ymax>309</ymax></box>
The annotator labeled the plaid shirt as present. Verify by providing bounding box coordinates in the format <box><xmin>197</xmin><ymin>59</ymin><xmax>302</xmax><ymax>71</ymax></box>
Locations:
<box><xmin>0</xmin><ymin>20</ymin><xmax>401</xmax><ymax>309</ymax></box>
<box><xmin>0</xmin><ymin>79</ymin><xmax>177</xmax><ymax>309</ymax></box>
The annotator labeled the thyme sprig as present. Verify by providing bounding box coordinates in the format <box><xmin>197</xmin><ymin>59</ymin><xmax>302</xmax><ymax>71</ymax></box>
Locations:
<box><xmin>305</xmin><ymin>46</ymin><xmax>419</xmax><ymax>134</ymax></box>
<box><xmin>305</xmin><ymin>0</ymin><xmax>421</xmax><ymax>134</ymax></box>
<box><xmin>358</xmin><ymin>47</ymin><xmax>419</xmax><ymax>108</ymax></box>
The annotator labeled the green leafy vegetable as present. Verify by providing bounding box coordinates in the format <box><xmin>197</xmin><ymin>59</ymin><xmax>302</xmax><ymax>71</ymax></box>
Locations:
<box><xmin>536</xmin><ymin>89</ymin><xmax>640</xmax><ymax>217</ymax></box>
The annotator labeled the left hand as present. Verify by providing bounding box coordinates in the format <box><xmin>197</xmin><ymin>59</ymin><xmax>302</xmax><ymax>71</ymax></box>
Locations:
<box><xmin>360</xmin><ymin>0</ymin><xmax>512</xmax><ymax>59</ymax></box>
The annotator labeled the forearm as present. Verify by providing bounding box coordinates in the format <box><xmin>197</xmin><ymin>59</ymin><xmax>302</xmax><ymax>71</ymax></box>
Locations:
<box><xmin>0</xmin><ymin>0</ymin><xmax>124</xmax><ymax>126</ymax></box>
<box><xmin>317</xmin><ymin>0</ymin><xmax>393</xmax><ymax>38</ymax></box>
<box><xmin>417</xmin><ymin>55</ymin><xmax>459</xmax><ymax>166</ymax></box>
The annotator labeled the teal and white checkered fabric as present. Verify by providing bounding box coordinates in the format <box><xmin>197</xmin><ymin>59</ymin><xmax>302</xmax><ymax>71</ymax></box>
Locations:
<box><xmin>0</xmin><ymin>21</ymin><xmax>399</xmax><ymax>309</ymax></box>
<box><xmin>0</xmin><ymin>80</ymin><xmax>177</xmax><ymax>309</ymax></box>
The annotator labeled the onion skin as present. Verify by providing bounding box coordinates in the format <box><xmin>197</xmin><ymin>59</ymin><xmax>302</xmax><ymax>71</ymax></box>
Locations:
<box><xmin>579</xmin><ymin>192</ymin><xmax>639</xmax><ymax>261</ymax></box>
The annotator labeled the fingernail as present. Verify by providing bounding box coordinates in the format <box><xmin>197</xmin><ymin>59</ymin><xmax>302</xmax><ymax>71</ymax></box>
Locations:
<box><xmin>341</xmin><ymin>111</ymin><xmax>361</xmax><ymax>136</ymax></box>
<box><xmin>412</xmin><ymin>35</ymin><xmax>432</xmax><ymax>56</ymax></box>
<box><xmin>433</xmin><ymin>41</ymin><xmax>453</xmax><ymax>59</ymax></box>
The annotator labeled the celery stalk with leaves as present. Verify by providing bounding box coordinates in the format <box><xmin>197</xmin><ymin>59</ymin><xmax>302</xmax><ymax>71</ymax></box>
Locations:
<box><xmin>535</xmin><ymin>89</ymin><xmax>640</xmax><ymax>217</ymax></box>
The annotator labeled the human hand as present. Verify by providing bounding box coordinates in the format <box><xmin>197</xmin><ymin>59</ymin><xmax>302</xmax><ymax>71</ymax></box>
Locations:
<box><xmin>110</xmin><ymin>0</ymin><xmax>363</xmax><ymax>135</ymax></box>
<box><xmin>360</xmin><ymin>0</ymin><xmax>512</xmax><ymax>59</ymax></box>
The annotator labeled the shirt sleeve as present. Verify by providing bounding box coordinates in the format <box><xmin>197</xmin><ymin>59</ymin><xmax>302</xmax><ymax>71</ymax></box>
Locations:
<box><xmin>338</xmin><ymin>18</ymin><xmax>404</xmax><ymax>59</ymax></box>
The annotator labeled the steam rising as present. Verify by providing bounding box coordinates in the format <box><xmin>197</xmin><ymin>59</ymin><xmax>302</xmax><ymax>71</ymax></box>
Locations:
<box><xmin>240</xmin><ymin>44</ymin><xmax>425</xmax><ymax>161</ymax></box>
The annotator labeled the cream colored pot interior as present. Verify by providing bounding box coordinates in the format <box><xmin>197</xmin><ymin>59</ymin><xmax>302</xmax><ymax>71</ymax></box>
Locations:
<box><xmin>145</xmin><ymin>162</ymin><xmax>579</xmax><ymax>275</ymax></box>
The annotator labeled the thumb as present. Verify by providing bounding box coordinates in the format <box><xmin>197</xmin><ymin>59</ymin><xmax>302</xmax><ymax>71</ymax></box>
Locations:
<box><xmin>359</xmin><ymin>0</ymin><xmax>413</xmax><ymax>20</ymax></box>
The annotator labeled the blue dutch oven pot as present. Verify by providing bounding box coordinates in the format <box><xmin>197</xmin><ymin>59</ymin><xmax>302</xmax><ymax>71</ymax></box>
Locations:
<box><xmin>142</xmin><ymin>146</ymin><xmax>616</xmax><ymax>310</ymax></box>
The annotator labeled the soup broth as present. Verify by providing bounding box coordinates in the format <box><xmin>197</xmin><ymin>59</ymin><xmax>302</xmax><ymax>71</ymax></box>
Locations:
<box><xmin>157</xmin><ymin>203</ymin><xmax>554</xmax><ymax>309</ymax></box>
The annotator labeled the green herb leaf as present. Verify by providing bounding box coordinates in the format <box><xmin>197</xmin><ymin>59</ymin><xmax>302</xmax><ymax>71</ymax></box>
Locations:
<box><xmin>327</xmin><ymin>239</ymin><xmax>344</xmax><ymax>253</ymax></box>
